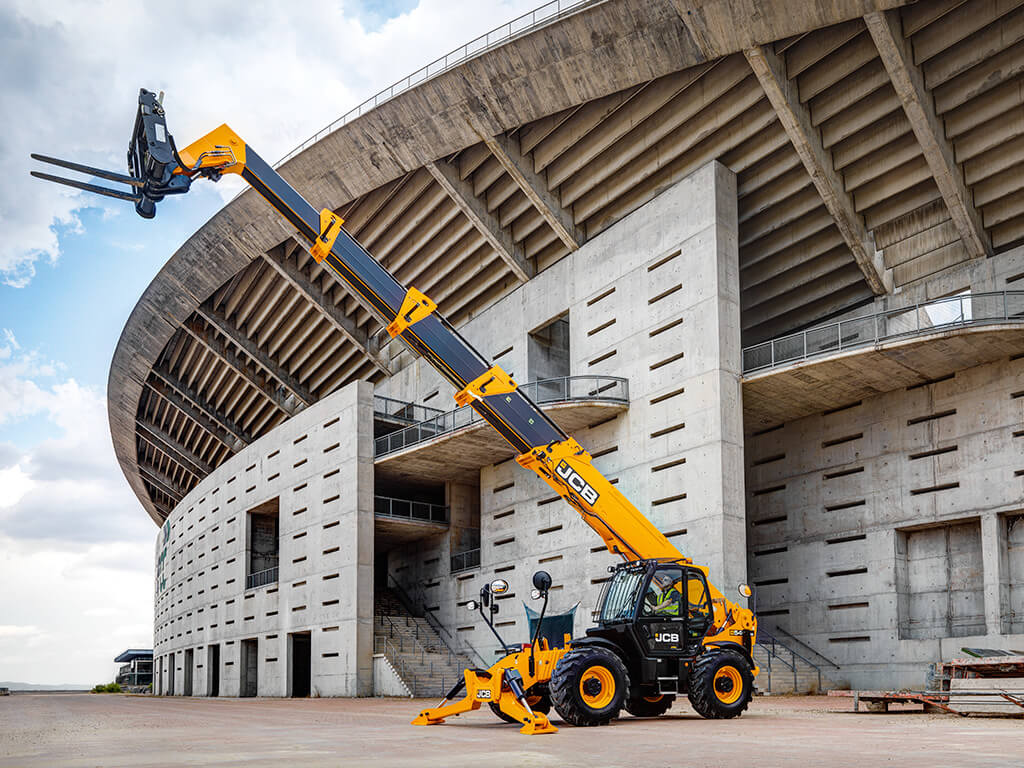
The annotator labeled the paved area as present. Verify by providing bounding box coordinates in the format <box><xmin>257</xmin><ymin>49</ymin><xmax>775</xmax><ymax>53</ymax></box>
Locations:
<box><xmin>1</xmin><ymin>693</ymin><xmax>1021</xmax><ymax>767</ymax></box>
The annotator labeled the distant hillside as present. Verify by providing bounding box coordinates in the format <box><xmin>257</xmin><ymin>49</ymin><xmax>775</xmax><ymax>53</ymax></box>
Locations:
<box><xmin>0</xmin><ymin>681</ymin><xmax>90</xmax><ymax>691</ymax></box>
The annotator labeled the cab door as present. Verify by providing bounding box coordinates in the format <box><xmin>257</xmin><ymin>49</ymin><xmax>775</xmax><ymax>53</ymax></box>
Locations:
<box><xmin>684</xmin><ymin>568</ymin><xmax>714</xmax><ymax>652</ymax></box>
<box><xmin>635</xmin><ymin>566</ymin><xmax>688</xmax><ymax>656</ymax></box>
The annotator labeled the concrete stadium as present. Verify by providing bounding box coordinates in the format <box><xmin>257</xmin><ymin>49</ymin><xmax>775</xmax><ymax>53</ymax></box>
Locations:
<box><xmin>108</xmin><ymin>0</ymin><xmax>1024</xmax><ymax>698</ymax></box>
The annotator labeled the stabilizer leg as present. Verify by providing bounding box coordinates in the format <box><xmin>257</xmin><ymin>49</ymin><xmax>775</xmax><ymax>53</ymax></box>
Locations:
<box><xmin>411</xmin><ymin>670</ymin><xmax>492</xmax><ymax>726</ymax></box>
<box><xmin>499</xmin><ymin>669</ymin><xmax>557</xmax><ymax>735</ymax></box>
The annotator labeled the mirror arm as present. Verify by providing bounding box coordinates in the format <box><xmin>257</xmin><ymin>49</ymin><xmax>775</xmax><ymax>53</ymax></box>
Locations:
<box><xmin>528</xmin><ymin>589</ymin><xmax>549</xmax><ymax>677</ymax></box>
<box><xmin>478</xmin><ymin>592</ymin><xmax>512</xmax><ymax>656</ymax></box>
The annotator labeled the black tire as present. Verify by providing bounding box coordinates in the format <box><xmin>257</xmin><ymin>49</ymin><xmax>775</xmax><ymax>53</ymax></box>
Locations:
<box><xmin>625</xmin><ymin>693</ymin><xmax>675</xmax><ymax>718</ymax></box>
<box><xmin>687</xmin><ymin>648</ymin><xmax>753</xmax><ymax>719</ymax></box>
<box><xmin>488</xmin><ymin>686</ymin><xmax>551</xmax><ymax>723</ymax></box>
<box><xmin>550</xmin><ymin>647</ymin><xmax>629</xmax><ymax>726</ymax></box>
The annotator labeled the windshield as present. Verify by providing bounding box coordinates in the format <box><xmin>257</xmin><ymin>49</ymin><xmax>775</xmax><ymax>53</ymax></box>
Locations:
<box><xmin>598</xmin><ymin>569</ymin><xmax>645</xmax><ymax>623</ymax></box>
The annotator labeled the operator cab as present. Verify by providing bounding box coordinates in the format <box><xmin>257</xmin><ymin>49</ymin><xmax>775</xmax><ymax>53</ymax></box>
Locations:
<box><xmin>594</xmin><ymin>560</ymin><xmax>713</xmax><ymax>657</ymax></box>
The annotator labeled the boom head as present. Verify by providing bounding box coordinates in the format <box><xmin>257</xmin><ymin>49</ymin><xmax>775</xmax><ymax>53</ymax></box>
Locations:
<box><xmin>31</xmin><ymin>88</ymin><xmax>193</xmax><ymax>218</ymax></box>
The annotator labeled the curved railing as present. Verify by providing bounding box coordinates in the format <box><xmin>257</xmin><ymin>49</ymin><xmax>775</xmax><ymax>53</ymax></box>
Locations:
<box><xmin>374</xmin><ymin>375</ymin><xmax>628</xmax><ymax>457</ymax></box>
<box><xmin>275</xmin><ymin>0</ymin><xmax>600</xmax><ymax>167</ymax></box>
<box><xmin>742</xmin><ymin>291</ymin><xmax>1024</xmax><ymax>374</ymax></box>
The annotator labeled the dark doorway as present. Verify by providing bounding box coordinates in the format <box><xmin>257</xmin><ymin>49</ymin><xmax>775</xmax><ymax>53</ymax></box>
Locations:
<box><xmin>167</xmin><ymin>653</ymin><xmax>176</xmax><ymax>695</ymax></box>
<box><xmin>183</xmin><ymin>649</ymin><xmax>194</xmax><ymax>696</ymax></box>
<box><xmin>290</xmin><ymin>632</ymin><xmax>311</xmax><ymax>698</ymax></box>
<box><xmin>208</xmin><ymin>644</ymin><xmax>220</xmax><ymax>697</ymax></box>
<box><xmin>241</xmin><ymin>638</ymin><xmax>258</xmax><ymax>697</ymax></box>
<box><xmin>527</xmin><ymin>313</ymin><xmax>570</xmax><ymax>400</ymax></box>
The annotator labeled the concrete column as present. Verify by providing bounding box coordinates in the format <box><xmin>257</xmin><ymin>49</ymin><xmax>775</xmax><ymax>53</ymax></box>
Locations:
<box><xmin>980</xmin><ymin>513</ymin><xmax>1007</xmax><ymax>636</ymax></box>
<box><xmin>678</xmin><ymin>161</ymin><xmax>746</xmax><ymax>589</ymax></box>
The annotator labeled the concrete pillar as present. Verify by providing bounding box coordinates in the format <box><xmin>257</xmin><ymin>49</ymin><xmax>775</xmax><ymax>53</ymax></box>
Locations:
<box><xmin>980</xmin><ymin>513</ymin><xmax>1007</xmax><ymax>636</ymax></box>
<box><xmin>678</xmin><ymin>161</ymin><xmax>746</xmax><ymax>589</ymax></box>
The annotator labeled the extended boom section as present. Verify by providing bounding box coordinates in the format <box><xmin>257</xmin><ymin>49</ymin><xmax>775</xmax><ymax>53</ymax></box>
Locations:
<box><xmin>32</xmin><ymin>89</ymin><xmax>758</xmax><ymax>735</ymax></box>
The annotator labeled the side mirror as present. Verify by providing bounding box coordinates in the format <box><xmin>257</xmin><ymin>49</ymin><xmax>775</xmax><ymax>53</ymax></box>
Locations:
<box><xmin>490</xmin><ymin>579</ymin><xmax>510</xmax><ymax>595</ymax></box>
<box><xmin>738</xmin><ymin>583</ymin><xmax>753</xmax><ymax>598</ymax></box>
<box><xmin>532</xmin><ymin>570</ymin><xmax>552</xmax><ymax>593</ymax></box>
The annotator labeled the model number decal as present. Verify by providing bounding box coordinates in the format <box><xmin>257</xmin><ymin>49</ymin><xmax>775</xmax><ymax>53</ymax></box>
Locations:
<box><xmin>654</xmin><ymin>632</ymin><xmax>680</xmax><ymax>643</ymax></box>
<box><xmin>555</xmin><ymin>460</ymin><xmax>600</xmax><ymax>505</ymax></box>
<box><xmin>475</xmin><ymin>690</ymin><xmax>492</xmax><ymax>699</ymax></box>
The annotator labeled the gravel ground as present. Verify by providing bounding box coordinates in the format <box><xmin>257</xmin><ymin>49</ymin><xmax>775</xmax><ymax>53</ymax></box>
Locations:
<box><xmin>1</xmin><ymin>693</ymin><xmax>1021</xmax><ymax>767</ymax></box>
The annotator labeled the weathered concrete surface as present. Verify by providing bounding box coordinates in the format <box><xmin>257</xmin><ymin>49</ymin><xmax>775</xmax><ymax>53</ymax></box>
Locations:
<box><xmin>384</xmin><ymin>161</ymin><xmax>748</xmax><ymax>656</ymax></box>
<box><xmin>153</xmin><ymin>381</ymin><xmax>375</xmax><ymax>698</ymax></box>
<box><xmin>2</xmin><ymin>694</ymin><xmax>1022</xmax><ymax>768</ymax></box>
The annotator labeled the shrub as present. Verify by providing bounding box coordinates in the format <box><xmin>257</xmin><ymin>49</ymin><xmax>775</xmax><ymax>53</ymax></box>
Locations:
<box><xmin>91</xmin><ymin>682</ymin><xmax>122</xmax><ymax>693</ymax></box>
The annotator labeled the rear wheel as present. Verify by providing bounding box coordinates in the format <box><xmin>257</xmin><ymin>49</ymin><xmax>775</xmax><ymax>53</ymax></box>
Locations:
<box><xmin>550</xmin><ymin>647</ymin><xmax>629</xmax><ymax>726</ymax></box>
<box><xmin>625</xmin><ymin>693</ymin><xmax>675</xmax><ymax>718</ymax></box>
<box><xmin>488</xmin><ymin>685</ymin><xmax>551</xmax><ymax>723</ymax></box>
<box><xmin>688</xmin><ymin>648</ymin><xmax>753</xmax><ymax>719</ymax></box>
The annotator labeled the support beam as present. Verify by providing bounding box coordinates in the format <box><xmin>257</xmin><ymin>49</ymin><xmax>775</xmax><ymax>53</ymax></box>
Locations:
<box><xmin>263</xmin><ymin>245</ymin><xmax>392</xmax><ymax>375</ymax></box>
<box><xmin>138</xmin><ymin>463</ymin><xmax>187</xmax><ymax>504</ymax></box>
<box><xmin>744</xmin><ymin>45</ymin><xmax>891</xmax><ymax>296</ymax></box>
<box><xmin>136</xmin><ymin>419</ymin><xmax>214</xmax><ymax>479</ymax></box>
<box><xmin>181</xmin><ymin>315</ymin><xmax>300</xmax><ymax>417</ymax></box>
<box><xmin>425</xmin><ymin>160</ymin><xmax>534</xmax><ymax>282</ymax></box>
<box><xmin>863</xmin><ymin>10</ymin><xmax>992</xmax><ymax>260</ymax></box>
<box><xmin>479</xmin><ymin>132</ymin><xmax>582</xmax><ymax>252</ymax></box>
<box><xmin>147</xmin><ymin>369</ymin><xmax>251</xmax><ymax>451</ymax></box>
<box><xmin>196</xmin><ymin>301</ymin><xmax>316</xmax><ymax>408</ymax></box>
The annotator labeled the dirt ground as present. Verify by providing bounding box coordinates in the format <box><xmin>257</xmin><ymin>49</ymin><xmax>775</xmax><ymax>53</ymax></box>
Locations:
<box><xmin>0</xmin><ymin>693</ymin><xmax>1021</xmax><ymax>768</ymax></box>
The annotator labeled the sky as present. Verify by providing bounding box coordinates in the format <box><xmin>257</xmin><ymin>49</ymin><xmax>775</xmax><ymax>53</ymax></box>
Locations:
<box><xmin>0</xmin><ymin>0</ymin><xmax>539</xmax><ymax>686</ymax></box>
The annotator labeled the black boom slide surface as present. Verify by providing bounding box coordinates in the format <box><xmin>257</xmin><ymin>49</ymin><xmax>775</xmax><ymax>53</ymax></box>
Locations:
<box><xmin>242</xmin><ymin>148</ymin><xmax>567</xmax><ymax>454</ymax></box>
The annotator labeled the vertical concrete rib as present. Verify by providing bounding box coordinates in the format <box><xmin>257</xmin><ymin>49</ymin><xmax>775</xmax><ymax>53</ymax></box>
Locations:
<box><xmin>262</xmin><ymin>245</ymin><xmax>392</xmax><ymax>375</ymax></box>
<box><xmin>863</xmin><ymin>10</ymin><xmax>992</xmax><ymax>259</ymax></box>
<box><xmin>479</xmin><ymin>132</ymin><xmax>583</xmax><ymax>252</ymax></box>
<box><xmin>425</xmin><ymin>160</ymin><xmax>534</xmax><ymax>282</ymax></box>
<box><xmin>744</xmin><ymin>44</ymin><xmax>891</xmax><ymax>295</ymax></box>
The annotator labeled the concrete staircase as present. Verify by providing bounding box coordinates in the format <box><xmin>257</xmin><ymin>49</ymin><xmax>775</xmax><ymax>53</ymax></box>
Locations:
<box><xmin>753</xmin><ymin>630</ymin><xmax>842</xmax><ymax>694</ymax></box>
<box><xmin>374</xmin><ymin>588</ymin><xmax>474</xmax><ymax>697</ymax></box>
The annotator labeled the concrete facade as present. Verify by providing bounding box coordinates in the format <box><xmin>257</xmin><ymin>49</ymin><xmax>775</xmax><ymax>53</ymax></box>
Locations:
<box><xmin>380</xmin><ymin>161</ymin><xmax>747</xmax><ymax>663</ymax></box>
<box><xmin>153</xmin><ymin>381</ymin><xmax>375</xmax><ymax>697</ymax></box>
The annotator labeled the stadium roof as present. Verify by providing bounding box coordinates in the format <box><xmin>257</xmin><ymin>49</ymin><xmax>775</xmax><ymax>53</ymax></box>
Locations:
<box><xmin>109</xmin><ymin>0</ymin><xmax>1024</xmax><ymax>523</ymax></box>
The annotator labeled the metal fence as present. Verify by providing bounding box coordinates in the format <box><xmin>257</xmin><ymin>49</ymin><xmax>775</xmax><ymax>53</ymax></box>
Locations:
<box><xmin>274</xmin><ymin>0</ymin><xmax>600</xmax><ymax>168</ymax></box>
<box><xmin>373</xmin><ymin>395</ymin><xmax>445</xmax><ymax>424</ymax></box>
<box><xmin>374</xmin><ymin>375</ymin><xmax>628</xmax><ymax>456</ymax></box>
<box><xmin>742</xmin><ymin>291</ymin><xmax>1024</xmax><ymax>374</ymax></box>
<box><xmin>450</xmin><ymin>548</ymin><xmax>481</xmax><ymax>574</ymax></box>
<box><xmin>374</xmin><ymin>495</ymin><xmax>449</xmax><ymax>524</ymax></box>
<box><xmin>245</xmin><ymin>565</ymin><xmax>279</xmax><ymax>591</ymax></box>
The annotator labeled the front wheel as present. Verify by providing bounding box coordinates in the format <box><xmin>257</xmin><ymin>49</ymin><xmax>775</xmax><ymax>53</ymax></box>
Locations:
<box><xmin>687</xmin><ymin>648</ymin><xmax>753</xmax><ymax>719</ymax></box>
<box><xmin>550</xmin><ymin>647</ymin><xmax>629</xmax><ymax>726</ymax></box>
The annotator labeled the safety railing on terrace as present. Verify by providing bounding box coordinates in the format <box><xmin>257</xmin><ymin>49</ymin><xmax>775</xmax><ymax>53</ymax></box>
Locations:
<box><xmin>450</xmin><ymin>548</ymin><xmax>481</xmax><ymax>574</ymax></box>
<box><xmin>374</xmin><ymin>494</ymin><xmax>449</xmax><ymax>524</ymax></box>
<box><xmin>245</xmin><ymin>564</ymin><xmax>279</xmax><ymax>591</ymax></box>
<box><xmin>275</xmin><ymin>0</ymin><xmax>600</xmax><ymax>167</ymax></box>
<box><xmin>374</xmin><ymin>375</ymin><xmax>629</xmax><ymax>456</ymax></box>
<box><xmin>373</xmin><ymin>395</ymin><xmax>445</xmax><ymax>425</ymax></box>
<box><xmin>742</xmin><ymin>291</ymin><xmax>1024</xmax><ymax>374</ymax></box>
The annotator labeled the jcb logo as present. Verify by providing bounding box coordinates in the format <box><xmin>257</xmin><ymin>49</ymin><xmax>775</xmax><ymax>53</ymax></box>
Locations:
<box><xmin>555</xmin><ymin>460</ymin><xmax>600</xmax><ymax>505</ymax></box>
<box><xmin>654</xmin><ymin>632</ymin><xmax>680</xmax><ymax>643</ymax></box>
<box><xmin>475</xmin><ymin>690</ymin><xmax>492</xmax><ymax>700</ymax></box>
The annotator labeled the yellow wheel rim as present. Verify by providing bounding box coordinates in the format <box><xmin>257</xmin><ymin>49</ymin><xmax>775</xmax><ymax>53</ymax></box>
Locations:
<box><xmin>579</xmin><ymin>665</ymin><xmax>615</xmax><ymax>709</ymax></box>
<box><xmin>642</xmin><ymin>694</ymin><xmax>663</xmax><ymax>703</ymax></box>
<box><xmin>526</xmin><ymin>694</ymin><xmax>542</xmax><ymax>706</ymax></box>
<box><xmin>713</xmin><ymin>666</ymin><xmax>743</xmax><ymax>705</ymax></box>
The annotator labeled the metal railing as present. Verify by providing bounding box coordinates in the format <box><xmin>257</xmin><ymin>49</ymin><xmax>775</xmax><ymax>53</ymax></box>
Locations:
<box><xmin>374</xmin><ymin>395</ymin><xmax>445</xmax><ymax>425</ymax></box>
<box><xmin>450</xmin><ymin>548</ymin><xmax>481</xmax><ymax>574</ymax></box>
<box><xmin>755</xmin><ymin>628</ymin><xmax>827</xmax><ymax>693</ymax></box>
<box><xmin>374</xmin><ymin>494</ymin><xmax>449</xmax><ymax>524</ymax></box>
<box><xmin>245</xmin><ymin>565</ymin><xmax>279</xmax><ymax>591</ymax></box>
<box><xmin>374</xmin><ymin>375</ymin><xmax>628</xmax><ymax>456</ymax></box>
<box><xmin>274</xmin><ymin>0</ymin><xmax>600</xmax><ymax>168</ymax></box>
<box><xmin>742</xmin><ymin>290</ymin><xmax>1024</xmax><ymax>374</ymax></box>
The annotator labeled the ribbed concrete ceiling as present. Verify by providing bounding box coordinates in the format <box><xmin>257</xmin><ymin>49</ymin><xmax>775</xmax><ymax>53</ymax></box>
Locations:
<box><xmin>112</xmin><ymin>0</ymin><xmax>1024</xmax><ymax>523</ymax></box>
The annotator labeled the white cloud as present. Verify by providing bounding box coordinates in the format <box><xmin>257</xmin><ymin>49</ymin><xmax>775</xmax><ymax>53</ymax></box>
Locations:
<box><xmin>0</xmin><ymin>624</ymin><xmax>38</xmax><ymax>638</ymax></box>
<box><xmin>1</xmin><ymin>0</ymin><xmax>539</xmax><ymax>287</ymax></box>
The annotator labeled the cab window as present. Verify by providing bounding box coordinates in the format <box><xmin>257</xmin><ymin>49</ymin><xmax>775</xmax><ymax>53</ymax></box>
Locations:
<box><xmin>639</xmin><ymin>567</ymin><xmax>684</xmax><ymax>618</ymax></box>
<box><xmin>686</xmin><ymin>571</ymin><xmax>713</xmax><ymax>637</ymax></box>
